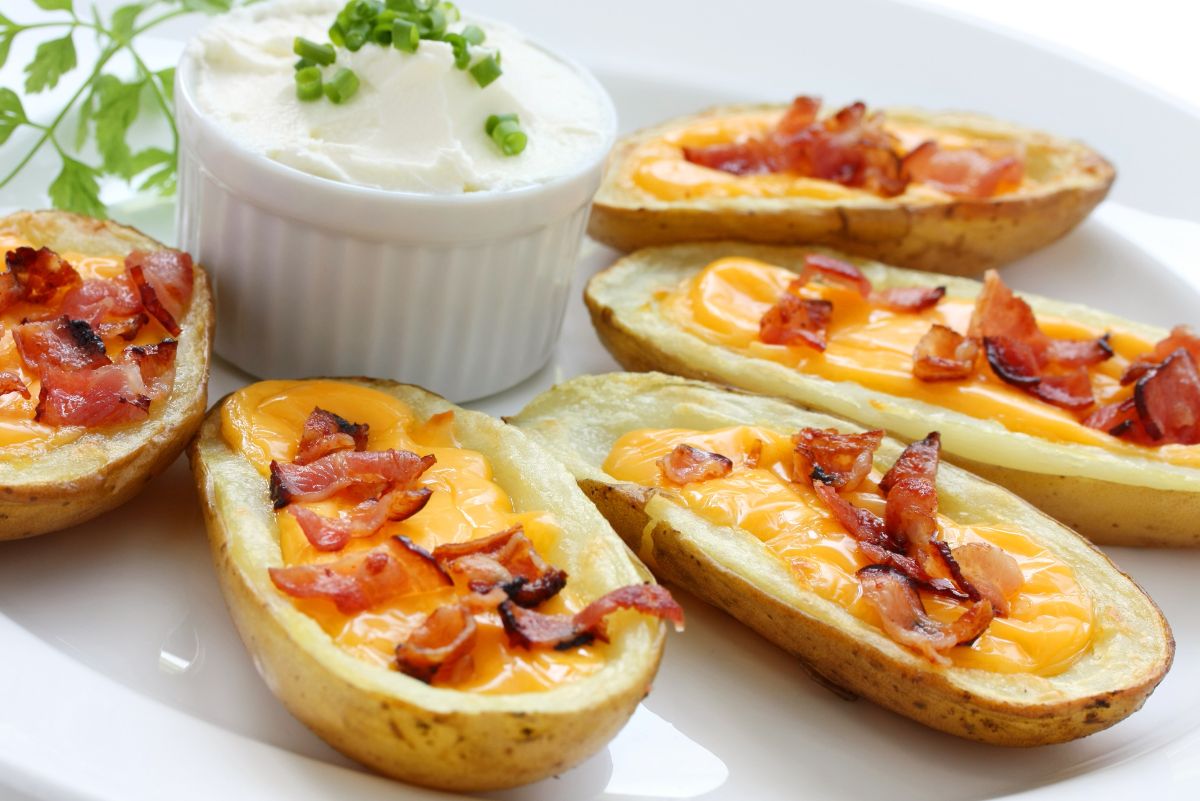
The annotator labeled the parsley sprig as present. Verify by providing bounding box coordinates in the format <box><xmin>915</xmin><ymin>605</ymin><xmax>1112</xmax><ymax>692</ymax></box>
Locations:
<box><xmin>0</xmin><ymin>0</ymin><xmax>256</xmax><ymax>219</ymax></box>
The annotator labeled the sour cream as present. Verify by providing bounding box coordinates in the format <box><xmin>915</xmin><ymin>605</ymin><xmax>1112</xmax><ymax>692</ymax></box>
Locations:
<box><xmin>187</xmin><ymin>0</ymin><xmax>612</xmax><ymax>194</ymax></box>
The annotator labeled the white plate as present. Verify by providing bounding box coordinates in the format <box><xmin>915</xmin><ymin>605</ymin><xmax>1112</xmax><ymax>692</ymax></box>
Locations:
<box><xmin>2</xmin><ymin>1</ymin><xmax>1200</xmax><ymax>799</ymax></box>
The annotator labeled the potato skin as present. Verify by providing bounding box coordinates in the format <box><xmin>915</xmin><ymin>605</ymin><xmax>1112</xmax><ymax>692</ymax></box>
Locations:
<box><xmin>189</xmin><ymin>379</ymin><xmax>668</xmax><ymax>791</ymax></box>
<box><xmin>0</xmin><ymin>210</ymin><xmax>214</xmax><ymax>540</ymax></box>
<box><xmin>511</xmin><ymin>373</ymin><xmax>1174</xmax><ymax>746</ymax></box>
<box><xmin>584</xmin><ymin>241</ymin><xmax>1200</xmax><ymax>548</ymax></box>
<box><xmin>589</xmin><ymin>105</ymin><xmax>1114</xmax><ymax>276</ymax></box>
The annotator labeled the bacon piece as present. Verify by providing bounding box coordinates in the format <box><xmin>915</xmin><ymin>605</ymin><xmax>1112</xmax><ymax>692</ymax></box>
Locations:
<box><xmin>289</xmin><ymin>487</ymin><xmax>433</xmax><ymax>552</ymax></box>
<box><xmin>1083</xmin><ymin>397</ymin><xmax>1156</xmax><ymax>444</ymax></box>
<box><xmin>913</xmin><ymin>324</ymin><xmax>979</xmax><ymax>381</ymax></box>
<box><xmin>499</xmin><ymin>584</ymin><xmax>685</xmax><ymax>650</ymax></box>
<box><xmin>59</xmin><ymin>276</ymin><xmax>145</xmax><ymax>340</ymax></box>
<box><xmin>3</xmin><ymin>246</ymin><xmax>81</xmax><ymax>308</ymax></box>
<box><xmin>295</xmin><ymin>407</ymin><xmax>370</xmax><ymax>465</ymax></box>
<box><xmin>36</xmin><ymin>362</ymin><xmax>148</xmax><ymax>426</ymax></box>
<box><xmin>873</xmin><ymin>285</ymin><xmax>946</xmax><ymax>313</ymax></box>
<box><xmin>759</xmin><ymin>295</ymin><xmax>833</xmax><ymax>350</ymax></box>
<box><xmin>127</xmin><ymin>261</ymin><xmax>180</xmax><ymax>337</ymax></box>
<box><xmin>812</xmin><ymin>481</ymin><xmax>912</xmax><ymax>567</ymax></box>
<box><xmin>682</xmin><ymin>137</ymin><xmax>774</xmax><ymax>175</ymax></box>
<box><xmin>14</xmin><ymin>317</ymin><xmax>111</xmax><ymax>372</ymax></box>
<box><xmin>902</xmin><ymin>141</ymin><xmax>1024</xmax><ymax>199</ymax></box>
<box><xmin>794</xmin><ymin>253</ymin><xmax>872</xmax><ymax>297</ymax></box>
<box><xmin>1133</xmin><ymin>349</ymin><xmax>1200</xmax><ymax>445</ymax></box>
<box><xmin>1122</xmin><ymin>326</ymin><xmax>1200</xmax><ymax>385</ymax></box>
<box><xmin>1029</xmin><ymin>369</ymin><xmax>1095</xmax><ymax>410</ymax></box>
<box><xmin>984</xmin><ymin>337</ymin><xmax>1095</xmax><ymax>409</ymax></box>
<box><xmin>792</xmin><ymin>427</ymin><xmax>883</xmax><ymax>490</ymax></box>
<box><xmin>857</xmin><ymin>565</ymin><xmax>994</xmax><ymax>665</ymax></box>
<box><xmin>879</xmin><ymin>432</ymin><xmax>940</xmax><ymax>496</ymax></box>
<box><xmin>951</xmin><ymin>542</ymin><xmax>1023</xmax><ymax>617</ymax></box>
<box><xmin>656</xmin><ymin>443</ymin><xmax>733</xmax><ymax>485</ymax></box>
<box><xmin>125</xmin><ymin>250</ymin><xmax>193</xmax><ymax>328</ymax></box>
<box><xmin>124</xmin><ymin>340</ymin><xmax>178</xmax><ymax>399</ymax></box>
<box><xmin>269</xmin><ymin>536</ymin><xmax>451</xmax><ymax>615</ymax></box>
<box><xmin>433</xmin><ymin>525</ymin><xmax>568</xmax><ymax>608</ymax></box>
<box><xmin>0</xmin><ymin>370</ymin><xmax>29</xmax><ymax>399</ymax></box>
<box><xmin>394</xmin><ymin>604</ymin><xmax>478</xmax><ymax>684</ymax></box>
<box><xmin>1047</xmin><ymin>335</ymin><xmax>1113</xmax><ymax>368</ymax></box>
<box><xmin>269</xmin><ymin>449</ymin><xmax>435</xmax><ymax>509</ymax></box>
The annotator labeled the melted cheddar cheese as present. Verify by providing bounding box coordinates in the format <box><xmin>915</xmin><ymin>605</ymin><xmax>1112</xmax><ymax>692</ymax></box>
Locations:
<box><xmin>663</xmin><ymin>257</ymin><xmax>1199</xmax><ymax>467</ymax></box>
<box><xmin>0</xmin><ymin>230</ymin><xmax>171</xmax><ymax>452</ymax></box>
<box><xmin>620</xmin><ymin>111</ymin><xmax>1029</xmax><ymax>202</ymax></box>
<box><xmin>604</xmin><ymin>425</ymin><xmax>1093</xmax><ymax>675</ymax></box>
<box><xmin>221</xmin><ymin>379</ymin><xmax>607</xmax><ymax>693</ymax></box>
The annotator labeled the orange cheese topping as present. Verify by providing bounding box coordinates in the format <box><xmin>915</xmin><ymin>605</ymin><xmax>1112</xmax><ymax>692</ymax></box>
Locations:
<box><xmin>604</xmin><ymin>425</ymin><xmax>1093</xmax><ymax>675</ymax></box>
<box><xmin>662</xmin><ymin>256</ymin><xmax>1199</xmax><ymax>467</ymax></box>
<box><xmin>621</xmin><ymin>111</ymin><xmax>1026</xmax><ymax>202</ymax></box>
<box><xmin>220</xmin><ymin>379</ymin><xmax>607</xmax><ymax>694</ymax></box>
<box><xmin>0</xmin><ymin>231</ymin><xmax>169</xmax><ymax>453</ymax></box>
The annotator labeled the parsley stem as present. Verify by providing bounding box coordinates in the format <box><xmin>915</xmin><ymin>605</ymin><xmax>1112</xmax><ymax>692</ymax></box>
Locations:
<box><xmin>126</xmin><ymin>45</ymin><xmax>178</xmax><ymax>152</ymax></box>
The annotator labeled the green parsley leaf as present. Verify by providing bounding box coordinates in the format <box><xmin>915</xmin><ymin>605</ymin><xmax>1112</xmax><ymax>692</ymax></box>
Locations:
<box><xmin>0</xmin><ymin>31</ymin><xmax>14</xmax><ymax>73</ymax></box>
<box><xmin>0</xmin><ymin>88</ymin><xmax>27</xmax><ymax>146</ymax></box>
<box><xmin>139</xmin><ymin>164</ymin><xmax>175</xmax><ymax>195</ymax></box>
<box><xmin>49</xmin><ymin>156</ymin><xmax>105</xmax><ymax>218</ymax></box>
<box><xmin>24</xmin><ymin>33</ymin><xmax>77</xmax><ymax>94</ymax></box>
<box><xmin>34</xmin><ymin>0</ymin><xmax>75</xmax><ymax>12</ymax></box>
<box><xmin>182</xmin><ymin>0</ymin><xmax>234</xmax><ymax>13</ymax></box>
<box><xmin>128</xmin><ymin>147</ymin><xmax>172</xmax><ymax>175</ymax></box>
<box><xmin>93</xmin><ymin>74</ymin><xmax>145</xmax><ymax>177</ymax></box>
<box><xmin>155</xmin><ymin>67</ymin><xmax>176</xmax><ymax>104</ymax></box>
<box><xmin>110</xmin><ymin>4</ymin><xmax>145</xmax><ymax>44</ymax></box>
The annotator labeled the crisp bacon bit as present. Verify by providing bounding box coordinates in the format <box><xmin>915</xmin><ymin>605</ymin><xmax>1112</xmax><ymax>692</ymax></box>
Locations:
<box><xmin>96</xmin><ymin>313</ymin><xmax>148</xmax><ymax>341</ymax></box>
<box><xmin>36</xmin><ymin>362</ymin><xmax>148</xmax><ymax>426</ymax></box>
<box><xmin>500</xmin><ymin>584</ymin><xmax>685</xmax><ymax>650</ymax></box>
<box><xmin>269</xmin><ymin>449</ymin><xmax>435</xmax><ymax>508</ymax></box>
<box><xmin>395</xmin><ymin>604</ymin><xmax>478</xmax><ymax>684</ymax></box>
<box><xmin>268</xmin><ymin>536</ymin><xmax>451</xmax><ymax>615</ymax></box>
<box><xmin>874</xmin><ymin>285</ymin><xmax>946</xmax><ymax>313</ymax></box>
<box><xmin>125</xmin><ymin>340</ymin><xmax>178</xmax><ymax>398</ymax></box>
<box><xmin>127</xmin><ymin>261</ymin><xmax>180</xmax><ymax>337</ymax></box>
<box><xmin>984</xmin><ymin>337</ymin><xmax>1095</xmax><ymax>409</ymax></box>
<box><xmin>952</xmin><ymin>543</ymin><xmax>1023</xmax><ymax>617</ymax></box>
<box><xmin>59</xmin><ymin>276</ymin><xmax>144</xmax><ymax>340</ymax></box>
<box><xmin>902</xmin><ymin>140</ymin><xmax>1025</xmax><ymax>199</ymax></box>
<box><xmin>683</xmin><ymin>97</ymin><xmax>910</xmax><ymax>197</ymax></box>
<box><xmin>795</xmin><ymin>253</ymin><xmax>872</xmax><ymax>297</ymax></box>
<box><xmin>1029</xmin><ymin>369</ymin><xmax>1095</xmax><ymax>410</ymax></box>
<box><xmin>759</xmin><ymin>295</ymin><xmax>833</xmax><ymax>350</ymax></box>
<box><xmin>1122</xmin><ymin>326</ymin><xmax>1200</xmax><ymax>385</ymax></box>
<box><xmin>656</xmin><ymin>443</ymin><xmax>734</xmax><ymax>485</ymax></box>
<box><xmin>14</xmin><ymin>316</ymin><xmax>111</xmax><ymax>372</ymax></box>
<box><xmin>125</xmin><ymin>249</ymin><xmax>193</xmax><ymax>323</ymax></box>
<box><xmin>792</xmin><ymin>427</ymin><xmax>883</xmax><ymax>491</ymax></box>
<box><xmin>1134</xmin><ymin>349</ymin><xmax>1200</xmax><ymax>444</ymax></box>
<box><xmin>1047</xmin><ymin>334</ymin><xmax>1113</xmax><ymax>368</ymax></box>
<box><xmin>913</xmin><ymin>324</ymin><xmax>979</xmax><ymax>382</ymax></box>
<box><xmin>857</xmin><ymin>565</ymin><xmax>994</xmax><ymax>665</ymax></box>
<box><xmin>3</xmin><ymin>246</ymin><xmax>81</xmax><ymax>307</ymax></box>
<box><xmin>433</xmin><ymin>525</ymin><xmax>568</xmax><ymax>608</ymax></box>
<box><xmin>812</xmin><ymin>481</ymin><xmax>912</xmax><ymax>566</ymax></box>
<box><xmin>0</xmin><ymin>370</ymin><xmax>30</xmax><ymax>399</ymax></box>
<box><xmin>1083</xmin><ymin>398</ymin><xmax>1156</xmax><ymax>444</ymax></box>
<box><xmin>295</xmin><ymin>407</ymin><xmax>370</xmax><ymax>465</ymax></box>
<box><xmin>289</xmin><ymin>487</ymin><xmax>433</xmax><ymax>552</ymax></box>
<box><xmin>879</xmin><ymin>432</ymin><xmax>940</xmax><ymax>496</ymax></box>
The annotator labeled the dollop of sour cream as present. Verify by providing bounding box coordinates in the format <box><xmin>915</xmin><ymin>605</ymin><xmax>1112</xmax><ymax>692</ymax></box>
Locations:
<box><xmin>187</xmin><ymin>0</ymin><xmax>612</xmax><ymax>193</ymax></box>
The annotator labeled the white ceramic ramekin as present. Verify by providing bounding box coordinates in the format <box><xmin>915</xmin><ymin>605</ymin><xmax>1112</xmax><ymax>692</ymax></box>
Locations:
<box><xmin>174</xmin><ymin>35</ymin><xmax>616</xmax><ymax>402</ymax></box>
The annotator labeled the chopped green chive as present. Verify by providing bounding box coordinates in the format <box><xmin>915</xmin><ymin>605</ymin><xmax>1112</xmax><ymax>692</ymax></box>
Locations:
<box><xmin>323</xmin><ymin>67</ymin><xmax>361</xmax><ymax>104</ymax></box>
<box><xmin>343</xmin><ymin>21</ymin><xmax>371</xmax><ymax>51</ymax></box>
<box><xmin>442</xmin><ymin>33</ymin><xmax>471</xmax><ymax>69</ymax></box>
<box><xmin>469</xmin><ymin>54</ymin><xmax>502</xmax><ymax>88</ymax></box>
<box><xmin>419</xmin><ymin>6</ymin><xmax>447</xmax><ymax>37</ymax></box>
<box><xmin>294</xmin><ymin>36</ymin><xmax>336</xmax><ymax>66</ymax></box>
<box><xmin>461</xmin><ymin>24</ymin><xmax>485</xmax><ymax>45</ymax></box>
<box><xmin>393</xmin><ymin>19</ymin><xmax>419</xmax><ymax>52</ymax></box>
<box><xmin>486</xmin><ymin>113</ymin><xmax>526</xmax><ymax>156</ymax></box>
<box><xmin>295</xmin><ymin>66</ymin><xmax>323</xmax><ymax>101</ymax></box>
<box><xmin>295</xmin><ymin>57</ymin><xmax>315</xmax><ymax>70</ymax></box>
<box><xmin>372</xmin><ymin>21</ymin><xmax>393</xmax><ymax>45</ymax></box>
<box><xmin>328</xmin><ymin>23</ymin><xmax>347</xmax><ymax>47</ymax></box>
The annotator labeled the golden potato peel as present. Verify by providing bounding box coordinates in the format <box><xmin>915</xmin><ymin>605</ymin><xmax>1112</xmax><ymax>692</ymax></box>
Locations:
<box><xmin>0</xmin><ymin>210</ymin><xmax>213</xmax><ymax>540</ymax></box>
<box><xmin>585</xmin><ymin>241</ymin><xmax>1200</xmax><ymax>547</ymax></box>
<box><xmin>589</xmin><ymin>105</ymin><xmax>1114</xmax><ymax>276</ymax></box>
<box><xmin>509</xmin><ymin>372</ymin><xmax>1173</xmax><ymax>745</ymax></box>
<box><xmin>188</xmin><ymin>378</ymin><xmax>670</xmax><ymax>791</ymax></box>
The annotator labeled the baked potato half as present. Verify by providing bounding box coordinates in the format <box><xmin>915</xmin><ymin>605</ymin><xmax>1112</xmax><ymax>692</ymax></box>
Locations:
<box><xmin>589</xmin><ymin>104</ymin><xmax>1114</xmax><ymax>276</ymax></box>
<box><xmin>585</xmin><ymin>241</ymin><xmax>1200</xmax><ymax>547</ymax></box>
<box><xmin>189</xmin><ymin>378</ymin><xmax>671</xmax><ymax>791</ymax></box>
<box><xmin>509</xmin><ymin>372</ymin><xmax>1173</xmax><ymax>745</ymax></box>
<box><xmin>0</xmin><ymin>210</ymin><xmax>213</xmax><ymax>539</ymax></box>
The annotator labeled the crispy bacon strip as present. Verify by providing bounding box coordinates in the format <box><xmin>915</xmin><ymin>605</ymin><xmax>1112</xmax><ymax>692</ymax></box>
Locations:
<box><xmin>295</xmin><ymin>407</ymin><xmax>370</xmax><ymax>465</ymax></box>
<box><xmin>268</xmin><ymin>536</ymin><xmax>451</xmax><ymax>615</ymax></box>
<box><xmin>1122</xmin><ymin>326</ymin><xmax>1200</xmax><ymax>385</ymax></box>
<box><xmin>857</xmin><ymin>565</ymin><xmax>993</xmax><ymax>665</ymax></box>
<box><xmin>269</xmin><ymin>449</ymin><xmax>435</xmax><ymax>508</ymax></box>
<box><xmin>902</xmin><ymin>141</ymin><xmax>1024</xmax><ymax>199</ymax></box>
<box><xmin>34</xmin><ymin>340</ymin><xmax>177</xmax><ymax>427</ymax></box>
<box><xmin>2</xmin><ymin>246</ymin><xmax>81</xmax><ymax>308</ymax></box>
<box><xmin>124</xmin><ymin>250</ymin><xmax>193</xmax><ymax>337</ymax></box>
<box><xmin>127</xmin><ymin>261</ymin><xmax>180</xmax><ymax>337</ymax></box>
<box><xmin>656</xmin><ymin>443</ymin><xmax>733</xmax><ymax>485</ymax></box>
<box><xmin>0</xmin><ymin>370</ymin><xmax>30</xmax><ymax>399</ymax></box>
<box><xmin>759</xmin><ymin>295</ymin><xmax>833</xmax><ymax>350</ymax></box>
<box><xmin>913</xmin><ymin>324</ymin><xmax>979</xmax><ymax>381</ymax></box>
<box><xmin>433</xmin><ymin>525</ymin><xmax>568</xmax><ymax>608</ymax></box>
<box><xmin>812</xmin><ymin>481</ymin><xmax>914</xmax><ymax>569</ymax></box>
<box><xmin>873</xmin><ymin>285</ymin><xmax>946</xmax><ymax>313</ymax></box>
<box><xmin>795</xmin><ymin>253</ymin><xmax>872</xmax><ymax>297</ymax></box>
<box><xmin>1083</xmin><ymin>397</ymin><xmax>1156</xmax><ymax>444</ymax></box>
<box><xmin>1133</xmin><ymin>349</ymin><xmax>1200</xmax><ymax>445</ymax></box>
<box><xmin>394</xmin><ymin>604</ymin><xmax>478</xmax><ymax>684</ymax></box>
<box><xmin>792</xmin><ymin>427</ymin><xmax>883</xmax><ymax>491</ymax></box>
<box><xmin>14</xmin><ymin>316</ymin><xmax>111</xmax><ymax>372</ymax></box>
<box><xmin>59</xmin><ymin>275</ymin><xmax>145</xmax><ymax>340</ymax></box>
<box><xmin>984</xmin><ymin>337</ymin><xmax>1095</xmax><ymax>410</ymax></box>
<box><xmin>289</xmin><ymin>488</ymin><xmax>433</xmax><ymax>552</ymax></box>
<box><xmin>951</xmin><ymin>542</ymin><xmax>1023</xmax><ymax>617</ymax></box>
<box><xmin>499</xmin><ymin>584</ymin><xmax>685</xmax><ymax>650</ymax></box>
